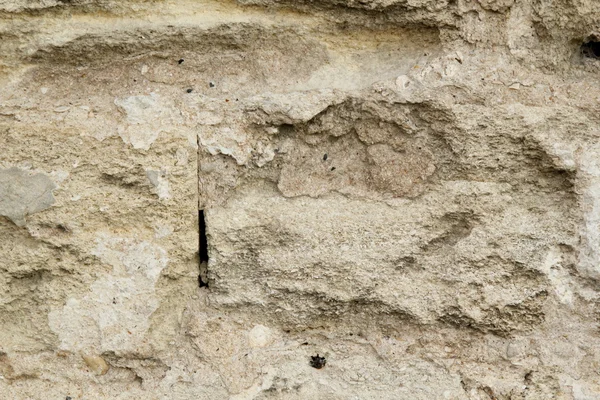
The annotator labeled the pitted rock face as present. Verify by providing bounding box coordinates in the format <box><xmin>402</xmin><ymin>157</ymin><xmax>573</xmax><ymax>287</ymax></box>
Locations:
<box><xmin>366</xmin><ymin>143</ymin><xmax>435</xmax><ymax>197</ymax></box>
<box><xmin>1</xmin><ymin>0</ymin><xmax>600</xmax><ymax>399</ymax></box>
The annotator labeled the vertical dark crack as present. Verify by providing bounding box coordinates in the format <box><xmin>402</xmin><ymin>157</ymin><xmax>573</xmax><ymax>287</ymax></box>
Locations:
<box><xmin>198</xmin><ymin>210</ymin><xmax>209</xmax><ymax>288</ymax></box>
<box><xmin>197</xmin><ymin>136</ymin><xmax>209</xmax><ymax>288</ymax></box>
<box><xmin>199</xmin><ymin>210</ymin><xmax>209</xmax><ymax>263</ymax></box>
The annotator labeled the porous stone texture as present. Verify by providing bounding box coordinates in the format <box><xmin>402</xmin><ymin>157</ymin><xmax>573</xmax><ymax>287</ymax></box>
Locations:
<box><xmin>1</xmin><ymin>1</ymin><xmax>600</xmax><ymax>399</ymax></box>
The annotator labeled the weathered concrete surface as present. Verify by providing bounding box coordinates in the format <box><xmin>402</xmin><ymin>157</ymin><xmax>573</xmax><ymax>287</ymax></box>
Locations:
<box><xmin>1</xmin><ymin>0</ymin><xmax>600</xmax><ymax>399</ymax></box>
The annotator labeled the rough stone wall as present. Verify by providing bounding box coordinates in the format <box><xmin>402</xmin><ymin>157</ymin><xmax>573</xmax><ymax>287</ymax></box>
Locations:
<box><xmin>1</xmin><ymin>0</ymin><xmax>600</xmax><ymax>399</ymax></box>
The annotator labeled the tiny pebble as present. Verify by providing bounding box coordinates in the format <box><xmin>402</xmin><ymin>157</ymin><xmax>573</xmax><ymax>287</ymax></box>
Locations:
<box><xmin>323</xmin><ymin>153</ymin><xmax>328</xmax><ymax>161</ymax></box>
<box><xmin>186</xmin><ymin>88</ymin><xmax>193</xmax><ymax>93</ymax></box>
<box><xmin>81</xmin><ymin>354</ymin><xmax>109</xmax><ymax>376</ymax></box>
<box><xmin>178</xmin><ymin>59</ymin><xmax>184</xmax><ymax>64</ymax></box>
<box><xmin>54</xmin><ymin>106</ymin><xmax>70</xmax><ymax>113</ymax></box>
<box><xmin>209</xmin><ymin>82</ymin><xmax>215</xmax><ymax>88</ymax></box>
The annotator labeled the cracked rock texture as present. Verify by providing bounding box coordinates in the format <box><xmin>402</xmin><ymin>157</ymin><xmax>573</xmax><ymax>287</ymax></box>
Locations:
<box><xmin>1</xmin><ymin>0</ymin><xmax>600</xmax><ymax>399</ymax></box>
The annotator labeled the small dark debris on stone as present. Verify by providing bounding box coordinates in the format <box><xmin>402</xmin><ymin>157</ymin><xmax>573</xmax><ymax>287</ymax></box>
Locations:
<box><xmin>57</xmin><ymin>223</ymin><xmax>71</xmax><ymax>233</ymax></box>
<box><xmin>66</xmin><ymin>397</ymin><xmax>72</xmax><ymax>400</ymax></box>
<box><xmin>186</xmin><ymin>88</ymin><xmax>193</xmax><ymax>93</ymax></box>
<box><xmin>178</xmin><ymin>58</ymin><xmax>184</xmax><ymax>64</ymax></box>
<box><xmin>323</xmin><ymin>153</ymin><xmax>328</xmax><ymax>161</ymax></box>
<box><xmin>209</xmin><ymin>81</ymin><xmax>215</xmax><ymax>88</ymax></box>
<box><xmin>330</xmin><ymin>167</ymin><xmax>336</xmax><ymax>171</ymax></box>
<box><xmin>310</xmin><ymin>354</ymin><xmax>326</xmax><ymax>369</ymax></box>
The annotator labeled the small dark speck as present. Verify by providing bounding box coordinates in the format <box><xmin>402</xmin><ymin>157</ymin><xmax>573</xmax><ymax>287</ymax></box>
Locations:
<box><xmin>57</xmin><ymin>224</ymin><xmax>70</xmax><ymax>233</ymax></box>
<box><xmin>310</xmin><ymin>354</ymin><xmax>326</xmax><ymax>369</ymax></box>
<box><xmin>186</xmin><ymin>88</ymin><xmax>193</xmax><ymax>93</ymax></box>
<box><xmin>112</xmin><ymin>298</ymin><xmax>116</xmax><ymax>304</ymax></box>
<box><xmin>323</xmin><ymin>153</ymin><xmax>328</xmax><ymax>161</ymax></box>
<box><xmin>178</xmin><ymin>59</ymin><xmax>184</xmax><ymax>64</ymax></box>
<box><xmin>330</xmin><ymin>167</ymin><xmax>336</xmax><ymax>171</ymax></box>
<box><xmin>66</xmin><ymin>397</ymin><xmax>72</xmax><ymax>400</ymax></box>
<box><xmin>301</xmin><ymin>342</ymin><xmax>309</xmax><ymax>346</ymax></box>
<box><xmin>209</xmin><ymin>81</ymin><xmax>215</xmax><ymax>88</ymax></box>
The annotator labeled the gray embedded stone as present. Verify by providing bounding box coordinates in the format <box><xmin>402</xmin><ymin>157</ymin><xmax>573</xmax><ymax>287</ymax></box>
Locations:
<box><xmin>0</xmin><ymin>167</ymin><xmax>56</xmax><ymax>226</ymax></box>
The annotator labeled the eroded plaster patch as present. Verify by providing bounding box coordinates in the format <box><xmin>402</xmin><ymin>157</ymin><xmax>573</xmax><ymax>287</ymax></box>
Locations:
<box><xmin>146</xmin><ymin>169</ymin><xmax>171</xmax><ymax>200</ymax></box>
<box><xmin>48</xmin><ymin>234</ymin><xmax>168</xmax><ymax>353</ymax></box>
<box><xmin>541</xmin><ymin>246</ymin><xmax>574</xmax><ymax>305</ymax></box>
<box><xmin>575</xmin><ymin>145</ymin><xmax>600</xmax><ymax>279</ymax></box>
<box><xmin>115</xmin><ymin>93</ymin><xmax>180</xmax><ymax>150</ymax></box>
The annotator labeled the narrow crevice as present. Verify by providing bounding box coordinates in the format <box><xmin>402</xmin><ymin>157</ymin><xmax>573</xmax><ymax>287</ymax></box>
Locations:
<box><xmin>198</xmin><ymin>210</ymin><xmax>209</xmax><ymax>288</ymax></box>
<box><xmin>197</xmin><ymin>132</ymin><xmax>209</xmax><ymax>288</ymax></box>
<box><xmin>199</xmin><ymin>210</ymin><xmax>209</xmax><ymax>262</ymax></box>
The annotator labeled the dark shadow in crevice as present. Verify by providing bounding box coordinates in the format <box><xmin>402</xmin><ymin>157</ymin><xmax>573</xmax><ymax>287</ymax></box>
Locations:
<box><xmin>581</xmin><ymin>39</ymin><xmax>600</xmax><ymax>59</ymax></box>
<box><xmin>199</xmin><ymin>210</ymin><xmax>209</xmax><ymax>288</ymax></box>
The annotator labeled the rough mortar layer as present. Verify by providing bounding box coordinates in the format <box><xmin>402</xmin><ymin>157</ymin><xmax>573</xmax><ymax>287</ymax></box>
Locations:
<box><xmin>1</xmin><ymin>0</ymin><xmax>600</xmax><ymax>399</ymax></box>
